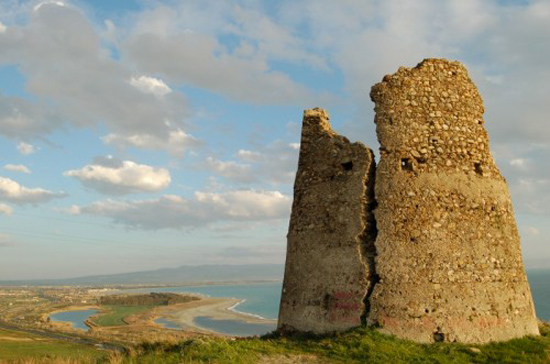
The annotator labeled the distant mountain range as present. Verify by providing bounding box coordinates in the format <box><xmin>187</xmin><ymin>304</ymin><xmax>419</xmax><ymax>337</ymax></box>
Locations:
<box><xmin>0</xmin><ymin>264</ymin><xmax>285</xmax><ymax>286</ymax></box>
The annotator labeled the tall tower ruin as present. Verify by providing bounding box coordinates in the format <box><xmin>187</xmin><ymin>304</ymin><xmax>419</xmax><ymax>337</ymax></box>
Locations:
<box><xmin>368</xmin><ymin>58</ymin><xmax>539</xmax><ymax>343</ymax></box>
<box><xmin>278</xmin><ymin>108</ymin><xmax>377</xmax><ymax>333</ymax></box>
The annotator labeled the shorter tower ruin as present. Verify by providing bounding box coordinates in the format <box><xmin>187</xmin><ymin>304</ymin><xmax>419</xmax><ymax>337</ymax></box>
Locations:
<box><xmin>278</xmin><ymin>108</ymin><xmax>377</xmax><ymax>333</ymax></box>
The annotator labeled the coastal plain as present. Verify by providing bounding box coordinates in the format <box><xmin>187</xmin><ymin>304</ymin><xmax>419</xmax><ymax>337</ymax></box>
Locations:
<box><xmin>1</xmin><ymin>284</ymin><xmax>549</xmax><ymax>363</ymax></box>
<box><xmin>0</xmin><ymin>285</ymin><xmax>277</xmax><ymax>344</ymax></box>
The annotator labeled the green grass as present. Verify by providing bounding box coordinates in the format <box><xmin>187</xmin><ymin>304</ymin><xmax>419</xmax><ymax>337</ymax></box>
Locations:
<box><xmin>2</xmin><ymin>324</ymin><xmax>549</xmax><ymax>364</ymax></box>
<box><xmin>91</xmin><ymin>306</ymin><xmax>151</xmax><ymax>327</ymax></box>
<box><xmin>0</xmin><ymin>328</ymin><xmax>106</xmax><ymax>362</ymax></box>
<box><xmin>120</xmin><ymin>324</ymin><xmax>550</xmax><ymax>364</ymax></box>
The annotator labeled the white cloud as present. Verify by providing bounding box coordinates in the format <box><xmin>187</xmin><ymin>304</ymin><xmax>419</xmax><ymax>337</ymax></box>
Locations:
<box><xmin>4</xmin><ymin>164</ymin><xmax>31</xmax><ymax>174</ymax></box>
<box><xmin>0</xmin><ymin>96</ymin><xmax>60</xmax><ymax>139</ymax></box>
<box><xmin>205</xmin><ymin>157</ymin><xmax>253</xmax><ymax>183</ymax></box>
<box><xmin>67</xmin><ymin>205</ymin><xmax>81</xmax><ymax>215</ymax></box>
<box><xmin>507</xmin><ymin>158</ymin><xmax>533</xmax><ymax>173</ymax></box>
<box><xmin>288</xmin><ymin>143</ymin><xmax>300</xmax><ymax>150</ymax></box>
<box><xmin>495</xmin><ymin>144</ymin><xmax>550</xmax><ymax>217</ymax></box>
<box><xmin>526</xmin><ymin>227</ymin><xmax>540</xmax><ymax>236</ymax></box>
<box><xmin>73</xmin><ymin>189</ymin><xmax>291</xmax><ymax>230</ymax></box>
<box><xmin>102</xmin><ymin>19</ymin><xmax>117</xmax><ymax>44</ymax></box>
<box><xmin>16</xmin><ymin>141</ymin><xmax>37</xmax><ymax>155</ymax></box>
<box><xmin>510</xmin><ymin>178</ymin><xmax>550</xmax><ymax>215</ymax></box>
<box><xmin>207</xmin><ymin>141</ymin><xmax>299</xmax><ymax>185</ymax></box>
<box><xmin>33</xmin><ymin>1</ymin><xmax>66</xmax><ymax>12</ymax></box>
<box><xmin>0</xmin><ymin>203</ymin><xmax>13</xmax><ymax>215</ymax></box>
<box><xmin>54</xmin><ymin>204</ymin><xmax>81</xmax><ymax>215</ymax></box>
<box><xmin>208</xmin><ymin>244</ymin><xmax>286</xmax><ymax>264</ymax></box>
<box><xmin>120</xmin><ymin>3</ymin><xmax>329</xmax><ymax>104</ymax></box>
<box><xmin>0</xmin><ymin>233</ymin><xmax>16</xmax><ymax>247</ymax></box>
<box><xmin>510</xmin><ymin>158</ymin><xmax>527</xmax><ymax>167</ymax></box>
<box><xmin>123</xmin><ymin>31</ymin><xmax>318</xmax><ymax>105</ymax></box>
<box><xmin>194</xmin><ymin>190</ymin><xmax>289</xmax><ymax>218</ymax></box>
<box><xmin>236</xmin><ymin>149</ymin><xmax>263</xmax><ymax>163</ymax></box>
<box><xmin>0</xmin><ymin>176</ymin><xmax>65</xmax><ymax>204</ymax></box>
<box><xmin>0</xmin><ymin>3</ymin><xmax>191</xmax><ymax>145</ymax></box>
<box><xmin>64</xmin><ymin>158</ymin><xmax>171</xmax><ymax>195</ymax></box>
<box><xmin>0</xmin><ymin>21</ymin><xmax>6</xmax><ymax>33</ymax></box>
<box><xmin>102</xmin><ymin>129</ymin><xmax>202</xmax><ymax>156</ymax></box>
<box><xmin>227</xmin><ymin>6</ymin><xmax>329</xmax><ymax>70</ymax></box>
<box><xmin>129</xmin><ymin>75</ymin><xmax>172</xmax><ymax>97</ymax></box>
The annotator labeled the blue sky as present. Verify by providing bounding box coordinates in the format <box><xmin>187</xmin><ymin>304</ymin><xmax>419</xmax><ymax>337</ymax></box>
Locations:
<box><xmin>1</xmin><ymin>0</ymin><xmax>549</xmax><ymax>279</ymax></box>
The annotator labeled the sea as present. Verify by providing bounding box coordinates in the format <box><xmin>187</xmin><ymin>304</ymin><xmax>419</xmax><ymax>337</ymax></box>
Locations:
<box><xmin>127</xmin><ymin>282</ymin><xmax>282</xmax><ymax>336</ymax></box>
<box><xmin>129</xmin><ymin>282</ymin><xmax>282</xmax><ymax>320</ymax></box>
<box><xmin>125</xmin><ymin>270</ymin><xmax>550</xmax><ymax>336</ymax></box>
<box><xmin>130</xmin><ymin>270</ymin><xmax>550</xmax><ymax>322</ymax></box>
<box><xmin>49</xmin><ymin>270</ymin><xmax>549</xmax><ymax>337</ymax></box>
<box><xmin>527</xmin><ymin>269</ymin><xmax>550</xmax><ymax>322</ymax></box>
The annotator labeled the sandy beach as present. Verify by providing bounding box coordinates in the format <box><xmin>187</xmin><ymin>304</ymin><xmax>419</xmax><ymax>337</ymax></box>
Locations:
<box><xmin>153</xmin><ymin>297</ymin><xmax>277</xmax><ymax>335</ymax></box>
<box><xmin>40</xmin><ymin>296</ymin><xmax>277</xmax><ymax>337</ymax></box>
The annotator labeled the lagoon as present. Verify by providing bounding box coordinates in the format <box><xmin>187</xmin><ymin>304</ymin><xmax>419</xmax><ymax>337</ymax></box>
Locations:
<box><xmin>194</xmin><ymin>316</ymin><xmax>276</xmax><ymax>337</ymax></box>
<box><xmin>49</xmin><ymin>309</ymin><xmax>97</xmax><ymax>331</ymax></box>
<box><xmin>154</xmin><ymin>317</ymin><xmax>182</xmax><ymax>329</ymax></box>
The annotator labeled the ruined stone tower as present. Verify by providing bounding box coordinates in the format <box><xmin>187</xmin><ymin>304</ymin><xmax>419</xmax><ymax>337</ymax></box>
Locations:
<box><xmin>278</xmin><ymin>59</ymin><xmax>539</xmax><ymax>343</ymax></box>
<box><xmin>368</xmin><ymin>58</ymin><xmax>539</xmax><ymax>343</ymax></box>
<box><xmin>278</xmin><ymin>108</ymin><xmax>377</xmax><ymax>333</ymax></box>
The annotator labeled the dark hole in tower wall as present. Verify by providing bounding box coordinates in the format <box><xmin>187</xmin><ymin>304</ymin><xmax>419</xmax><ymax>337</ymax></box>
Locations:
<box><xmin>474</xmin><ymin>162</ymin><xmax>483</xmax><ymax>176</ymax></box>
<box><xmin>341</xmin><ymin>161</ymin><xmax>353</xmax><ymax>171</ymax></box>
<box><xmin>401</xmin><ymin>158</ymin><xmax>413</xmax><ymax>171</ymax></box>
<box><xmin>433</xmin><ymin>329</ymin><xmax>445</xmax><ymax>342</ymax></box>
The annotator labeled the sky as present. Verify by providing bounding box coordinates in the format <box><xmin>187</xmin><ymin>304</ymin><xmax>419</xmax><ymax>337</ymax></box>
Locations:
<box><xmin>0</xmin><ymin>0</ymin><xmax>549</xmax><ymax>280</ymax></box>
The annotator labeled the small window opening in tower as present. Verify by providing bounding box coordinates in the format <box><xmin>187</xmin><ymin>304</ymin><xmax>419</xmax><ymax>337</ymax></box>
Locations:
<box><xmin>474</xmin><ymin>162</ymin><xmax>483</xmax><ymax>176</ymax></box>
<box><xmin>341</xmin><ymin>161</ymin><xmax>353</xmax><ymax>171</ymax></box>
<box><xmin>401</xmin><ymin>158</ymin><xmax>413</xmax><ymax>171</ymax></box>
<box><xmin>433</xmin><ymin>329</ymin><xmax>445</xmax><ymax>342</ymax></box>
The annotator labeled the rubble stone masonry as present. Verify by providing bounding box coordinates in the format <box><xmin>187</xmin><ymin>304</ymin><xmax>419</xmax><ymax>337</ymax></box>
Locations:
<box><xmin>278</xmin><ymin>108</ymin><xmax>377</xmax><ymax>333</ymax></box>
<box><xmin>279</xmin><ymin>59</ymin><xmax>539</xmax><ymax>343</ymax></box>
<box><xmin>367</xmin><ymin>59</ymin><xmax>539</xmax><ymax>343</ymax></box>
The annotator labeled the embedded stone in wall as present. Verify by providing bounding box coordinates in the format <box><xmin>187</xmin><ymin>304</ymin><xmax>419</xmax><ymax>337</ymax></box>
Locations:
<box><xmin>367</xmin><ymin>58</ymin><xmax>539</xmax><ymax>343</ymax></box>
<box><xmin>278</xmin><ymin>108</ymin><xmax>377</xmax><ymax>334</ymax></box>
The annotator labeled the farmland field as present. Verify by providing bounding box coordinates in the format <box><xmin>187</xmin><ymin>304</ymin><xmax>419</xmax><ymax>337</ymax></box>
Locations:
<box><xmin>92</xmin><ymin>306</ymin><xmax>151</xmax><ymax>327</ymax></box>
<box><xmin>0</xmin><ymin>328</ymin><xmax>105</xmax><ymax>362</ymax></box>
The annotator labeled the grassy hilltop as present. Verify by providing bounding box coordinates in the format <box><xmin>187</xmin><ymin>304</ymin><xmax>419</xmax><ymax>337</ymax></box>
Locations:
<box><xmin>2</xmin><ymin>323</ymin><xmax>549</xmax><ymax>363</ymax></box>
<box><xmin>0</xmin><ymin>328</ymin><xmax>106</xmax><ymax>363</ymax></box>
<box><xmin>116</xmin><ymin>324</ymin><xmax>550</xmax><ymax>364</ymax></box>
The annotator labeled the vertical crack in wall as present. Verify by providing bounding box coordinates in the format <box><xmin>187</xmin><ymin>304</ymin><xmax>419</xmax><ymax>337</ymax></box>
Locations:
<box><xmin>360</xmin><ymin>149</ymin><xmax>379</xmax><ymax>326</ymax></box>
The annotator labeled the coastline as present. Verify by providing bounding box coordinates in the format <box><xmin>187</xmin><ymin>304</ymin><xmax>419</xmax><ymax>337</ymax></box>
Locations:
<box><xmin>227</xmin><ymin>299</ymin><xmax>270</xmax><ymax>320</ymax></box>
<box><xmin>153</xmin><ymin>297</ymin><xmax>277</xmax><ymax>335</ymax></box>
